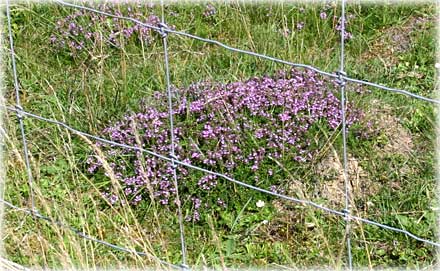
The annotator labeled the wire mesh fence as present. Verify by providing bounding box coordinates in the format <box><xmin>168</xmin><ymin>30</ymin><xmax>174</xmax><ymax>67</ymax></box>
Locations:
<box><xmin>2</xmin><ymin>0</ymin><xmax>439</xmax><ymax>270</ymax></box>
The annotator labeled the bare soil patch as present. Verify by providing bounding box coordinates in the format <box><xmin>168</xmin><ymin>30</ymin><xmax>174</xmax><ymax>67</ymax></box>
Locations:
<box><xmin>360</xmin><ymin>15</ymin><xmax>434</xmax><ymax>68</ymax></box>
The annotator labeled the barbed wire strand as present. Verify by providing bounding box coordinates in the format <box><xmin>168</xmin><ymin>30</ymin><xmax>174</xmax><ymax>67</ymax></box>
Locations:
<box><xmin>6</xmin><ymin>0</ymin><xmax>36</xmax><ymax>212</ymax></box>
<box><xmin>4</xmin><ymin>105</ymin><xmax>440</xmax><ymax>249</ymax></box>
<box><xmin>160</xmin><ymin>0</ymin><xmax>188</xmax><ymax>268</ymax></box>
<box><xmin>0</xmin><ymin>198</ymin><xmax>182</xmax><ymax>270</ymax></box>
<box><xmin>338</xmin><ymin>0</ymin><xmax>353</xmax><ymax>269</ymax></box>
<box><xmin>53</xmin><ymin>0</ymin><xmax>440</xmax><ymax>105</ymax></box>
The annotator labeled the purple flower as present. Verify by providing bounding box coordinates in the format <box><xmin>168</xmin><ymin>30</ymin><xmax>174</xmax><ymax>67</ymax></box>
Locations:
<box><xmin>191</xmin><ymin>152</ymin><xmax>201</xmax><ymax>159</ymax></box>
<box><xmin>190</xmin><ymin>100</ymin><xmax>204</xmax><ymax>112</ymax></box>
<box><xmin>279</xmin><ymin>112</ymin><xmax>291</xmax><ymax>122</ymax></box>
<box><xmin>109</xmin><ymin>194</ymin><xmax>118</xmax><ymax>205</ymax></box>
<box><xmin>217</xmin><ymin>198</ymin><xmax>227</xmax><ymax>208</ymax></box>
<box><xmin>68</xmin><ymin>22</ymin><xmax>76</xmax><ymax>30</ymax></box>
<box><xmin>296</xmin><ymin>22</ymin><xmax>305</xmax><ymax>30</ymax></box>
<box><xmin>193</xmin><ymin>210</ymin><xmax>200</xmax><ymax>221</ymax></box>
<box><xmin>203</xmin><ymin>4</ymin><xmax>216</xmax><ymax>17</ymax></box>
<box><xmin>335</xmin><ymin>16</ymin><xmax>353</xmax><ymax>40</ymax></box>
<box><xmin>192</xmin><ymin>197</ymin><xmax>202</xmax><ymax>209</ymax></box>
<box><xmin>133</xmin><ymin>195</ymin><xmax>142</xmax><ymax>204</ymax></box>
<box><xmin>320</xmin><ymin>12</ymin><xmax>327</xmax><ymax>20</ymax></box>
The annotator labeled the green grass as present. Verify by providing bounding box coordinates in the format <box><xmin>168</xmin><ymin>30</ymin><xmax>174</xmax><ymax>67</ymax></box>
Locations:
<box><xmin>2</xmin><ymin>1</ymin><xmax>438</xmax><ymax>270</ymax></box>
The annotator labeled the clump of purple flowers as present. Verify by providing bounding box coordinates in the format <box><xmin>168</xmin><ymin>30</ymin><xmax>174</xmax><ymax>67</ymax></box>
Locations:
<box><xmin>50</xmin><ymin>1</ymin><xmax>161</xmax><ymax>57</ymax></box>
<box><xmin>86</xmin><ymin>69</ymin><xmax>365</xmax><ymax>222</ymax></box>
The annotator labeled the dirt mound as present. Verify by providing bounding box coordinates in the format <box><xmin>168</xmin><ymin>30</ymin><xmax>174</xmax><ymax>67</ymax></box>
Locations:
<box><xmin>360</xmin><ymin>15</ymin><xmax>434</xmax><ymax>68</ymax></box>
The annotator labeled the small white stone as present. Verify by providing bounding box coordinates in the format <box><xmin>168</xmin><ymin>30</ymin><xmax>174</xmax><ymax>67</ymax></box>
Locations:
<box><xmin>262</xmin><ymin>220</ymin><xmax>268</xmax><ymax>225</ymax></box>
<box><xmin>435</xmin><ymin>63</ymin><xmax>440</xmax><ymax>69</ymax></box>
<box><xmin>256</xmin><ymin>200</ymin><xmax>265</xmax><ymax>208</ymax></box>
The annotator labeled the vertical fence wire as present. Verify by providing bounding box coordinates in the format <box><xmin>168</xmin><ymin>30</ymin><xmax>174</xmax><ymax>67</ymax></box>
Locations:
<box><xmin>338</xmin><ymin>0</ymin><xmax>353</xmax><ymax>269</ymax></box>
<box><xmin>160</xmin><ymin>0</ymin><xmax>188</xmax><ymax>268</ymax></box>
<box><xmin>5</xmin><ymin>0</ymin><xmax>35</xmax><ymax>213</ymax></box>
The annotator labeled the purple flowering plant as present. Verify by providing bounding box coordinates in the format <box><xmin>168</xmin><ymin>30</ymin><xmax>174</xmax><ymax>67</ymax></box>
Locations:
<box><xmin>50</xmin><ymin>1</ymin><xmax>162</xmax><ymax>58</ymax></box>
<box><xmin>86</xmin><ymin>68</ymin><xmax>365</xmax><ymax>222</ymax></box>
<box><xmin>334</xmin><ymin>14</ymin><xmax>355</xmax><ymax>40</ymax></box>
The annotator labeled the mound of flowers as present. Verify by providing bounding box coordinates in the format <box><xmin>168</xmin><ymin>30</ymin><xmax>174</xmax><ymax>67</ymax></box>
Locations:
<box><xmin>86</xmin><ymin>68</ymin><xmax>364</xmax><ymax>221</ymax></box>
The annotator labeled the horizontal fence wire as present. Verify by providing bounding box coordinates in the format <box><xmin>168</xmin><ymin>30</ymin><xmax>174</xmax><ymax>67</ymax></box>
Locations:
<box><xmin>54</xmin><ymin>0</ymin><xmax>440</xmax><ymax>105</ymax></box>
<box><xmin>0</xmin><ymin>199</ymin><xmax>183</xmax><ymax>270</ymax></box>
<box><xmin>3</xmin><ymin>105</ymin><xmax>440</xmax><ymax>248</ymax></box>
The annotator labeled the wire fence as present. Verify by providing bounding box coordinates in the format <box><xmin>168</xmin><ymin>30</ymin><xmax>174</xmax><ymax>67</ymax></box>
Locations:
<box><xmin>3</xmin><ymin>0</ymin><xmax>440</xmax><ymax>270</ymax></box>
